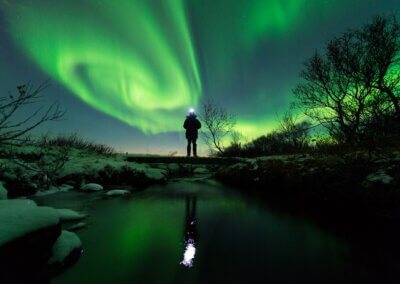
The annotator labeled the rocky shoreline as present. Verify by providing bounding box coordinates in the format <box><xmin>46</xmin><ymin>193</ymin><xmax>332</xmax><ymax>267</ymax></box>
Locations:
<box><xmin>215</xmin><ymin>153</ymin><xmax>400</xmax><ymax>218</ymax></box>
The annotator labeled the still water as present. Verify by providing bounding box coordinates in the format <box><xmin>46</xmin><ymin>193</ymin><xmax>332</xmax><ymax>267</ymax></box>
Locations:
<box><xmin>35</xmin><ymin>179</ymin><xmax>400</xmax><ymax>283</ymax></box>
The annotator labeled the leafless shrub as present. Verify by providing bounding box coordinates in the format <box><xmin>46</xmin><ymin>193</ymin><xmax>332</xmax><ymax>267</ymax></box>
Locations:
<box><xmin>36</xmin><ymin>133</ymin><xmax>114</xmax><ymax>155</ymax></box>
<box><xmin>14</xmin><ymin>145</ymin><xmax>69</xmax><ymax>191</ymax></box>
<box><xmin>199</xmin><ymin>99</ymin><xmax>236</xmax><ymax>154</ymax></box>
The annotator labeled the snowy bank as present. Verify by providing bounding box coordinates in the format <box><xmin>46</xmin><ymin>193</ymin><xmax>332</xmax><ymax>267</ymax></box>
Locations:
<box><xmin>0</xmin><ymin>200</ymin><xmax>60</xmax><ymax>246</ymax></box>
<box><xmin>0</xmin><ymin>144</ymin><xmax>167</xmax><ymax>197</ymax></box>
<box><xmin>0</xmin><ymin>200</ymin><xmax>62</xmax><ymax>282</ymax></box>
<box><xmin>48</xmin><ymin>230</ymin><xmax>82</xmax><ymax>266</ymax></box>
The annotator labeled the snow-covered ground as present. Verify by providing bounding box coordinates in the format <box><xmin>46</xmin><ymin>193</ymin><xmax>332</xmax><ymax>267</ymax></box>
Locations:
<box><xmin>0</xmin><ymin>144</ymin><xmax>168</xmax><ymax>197</ymax></box>
<box><xmin>0</xmin><ymin>198</ymin><xmax>86</xmax><ymax>276</ymax></box>
<box><xmin>0</xmin><ymin>199</ymin><xmax>59</xmax><ymax>247</ymax></box>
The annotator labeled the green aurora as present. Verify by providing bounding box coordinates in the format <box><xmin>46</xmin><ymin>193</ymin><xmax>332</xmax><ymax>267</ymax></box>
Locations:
<box><xmin>4</xmin><ymin>0</ymin><xmax>201</xmax><ymax>134</ymax></box>
<box><xmin>1</xmin><ymin>0</ymin><xmax>399</xmax><ymax>147</ymax></box>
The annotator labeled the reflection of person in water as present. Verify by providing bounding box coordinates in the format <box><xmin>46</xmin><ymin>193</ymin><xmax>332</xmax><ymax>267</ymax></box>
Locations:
<box><xmin>180</xmin><ymin>196</ymin><xmax>198</xmax><ymax>268</ymax></box>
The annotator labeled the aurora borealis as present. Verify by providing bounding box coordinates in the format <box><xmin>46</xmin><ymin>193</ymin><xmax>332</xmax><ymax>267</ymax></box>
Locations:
<box><xmin>4</xmin><ymin>0</ymin><xmax>201</xmax><ymax>134</ymax></box>
<box><xmin>0</xmin><ymin>0</ymin><xmax>399</xmax><ymax>153</ymax></box>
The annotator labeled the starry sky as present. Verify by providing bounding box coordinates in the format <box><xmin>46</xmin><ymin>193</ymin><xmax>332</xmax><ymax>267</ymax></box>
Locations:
<box><xmin>0</xmin><ymin>0</ymin><xmax>399</xmax><ymax>154</ymax></box>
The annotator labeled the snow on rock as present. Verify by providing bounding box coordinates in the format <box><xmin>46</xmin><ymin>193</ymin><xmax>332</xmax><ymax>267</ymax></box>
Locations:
<box><xmin>35</xmin><ymin>184</ymin><xmax>74</xmax><ymax>197</ymax></box>
<box><xmin>105</xmin><ymin>190</ymin><xmax>130</xmax><ymax>197</ymax></box>
<box><xmin>193</xmin><ymin>167</ymin><xmax>209</xmax><ymax>175</ymax></box>
<box><xmin>48</xmin><ymin>230</ymin><xmax>82</xmax><ymax>265</ymax></box>
<box><xmin>67</xmin><ymin>222</ymin><xmax>86</xmax><ymax>231</ymax></box>
<box><xmin>56</xmin><ymin>209</ymin><xmax>87</xmax><ymax>221</ymax></box>
<box><xmin>366</xmin><ymin>170</ymin><xmax>394</xmax><ymax>185</ymax></box>
<box><xmin>141</xmin><ymin>168</ymin><xmax>166</xmax><ymax>182</ymax></box>
<box><xmin>0</xmin><ymin>182</ymin><xmax>7</xmax><ymax>200</ymax></box>
<box><xmin>59</xmin><ymin>184</ymin><xmax>74</xmax><ymax>191</ymax></box>
<box><xmin>81</xmin><ymin>183</ymin><xmax>103</xmax><ymax>192</ymax></box>
<box><xmin>0</xmin><ymin>200</ymin><xmax>60</xmax><ymax>247</ymax></box>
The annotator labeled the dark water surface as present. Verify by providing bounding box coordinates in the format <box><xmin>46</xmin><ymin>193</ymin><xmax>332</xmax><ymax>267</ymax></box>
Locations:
<box><xmin>35</xmin><ymin>180</ymin><xmax>400</xmax><ymax>284</ymax></box>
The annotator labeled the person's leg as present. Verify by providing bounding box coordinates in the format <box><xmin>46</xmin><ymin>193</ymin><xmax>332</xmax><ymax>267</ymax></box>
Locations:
<box><xmin>187</xmin><ymin>138</ymin><xmax>191</xmax><ymax>157</ymax></box>
<box><xmin>193</xmin><ymin>138</ymin><xmax>197</xmax><ymax>157</ymax></box>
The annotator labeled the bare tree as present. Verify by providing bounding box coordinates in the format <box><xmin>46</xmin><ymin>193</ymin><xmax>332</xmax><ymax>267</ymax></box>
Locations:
<box><xmin>359</xmin><ymin>15</ymin><xmax>400</xmax><ymax>118</ymax></box>
<box><xmin>0</xmin><ymin>81</ymin><xmax>65</xmax><ymax>143</ymax></box>
<box><xmin>278</xmin><ymin>110</ymin><xmax>311</xmax><ymax>150</ymax></box>
<box><xmin>199</xmin><ymin>100</ymin><xmax>236</xmax><ymax>154</ymax></box>
<box><xmin>294</xmin><ymin>47</ymin><xmax>374</xmax><ymax>145</ymax></box>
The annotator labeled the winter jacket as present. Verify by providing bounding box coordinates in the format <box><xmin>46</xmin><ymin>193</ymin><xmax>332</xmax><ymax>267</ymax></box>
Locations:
<box><xmin>183</xmin><ymin>115</ymin><xmax>201</xmax><ymax>139</ymax></box>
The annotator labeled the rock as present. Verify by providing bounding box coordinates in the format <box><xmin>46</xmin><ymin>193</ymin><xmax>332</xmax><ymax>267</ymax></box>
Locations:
<box><xmin>47</xmin><ymin>230</ymin><xmax>82</xmax><ymax>274</ymax></box>
<box><xmin>366</xmin><ymin>170</ymin><xmax>394</xmax><ymax>185</ymax></box>
<box><xmin>215</xmin><ymin>163</ymin><xmax>254</xmax><ymax>185</ymax></box>
<box><xmin>0</xmin><ymin>200</ymin><xmax>61</xmax><ymax>283</ymax></box>
<box><xmin>59</xmin><ymin>184</ymin><xmax>74</xmax><ymax>191</ymax></box>
<box><xmin>193</xmin><ymin>167</ymin><xmax>209</xmax><ymax>175</ymax></box>
<box><xmin>167</xmin><ymin>163</ymin><xmax>180</xmax><ymax>172</ymax></box>
<box><xmin>0</xmin><ymin>182</ymin><xmax>7</xmax><ymax>200</ymax></box>
<box><xmin>67</xmin><ymin>222</ymin><xmax>87</xmax><ymax>231</ymax></box>
<box><xmin>81</xmin><ymin>183</ymin><xmax>103</xmax><ymax>192</ymax></box>
<box><xmin>0</xmin><ymin>200</ymin><xmax>60</xmax><ymax>246</ymax></box>
<box><xmin>56</xmin><ymin>209</ymin><xmax>87</xmax><ymax>221</ymax></box>
<box><xmin>105</xmin><ymin>189</ymin><xmax>130</xmax><ymax>197</ymax></box>
<box><xmin>142</xmin><ymin>168</ymin><xmax>167</xmax><ymax>182</ymax></box>
<box><xmin>35</xmin><ymin>184</ymin><xmax>75</xmax><ymax>197</ymax></box>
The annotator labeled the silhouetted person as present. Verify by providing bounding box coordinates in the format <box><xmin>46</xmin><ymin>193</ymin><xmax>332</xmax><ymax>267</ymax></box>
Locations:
<box><xmin>183</xmin><ymin>109</ymin><xmax>201</xmax><ymax>157</ymax></box>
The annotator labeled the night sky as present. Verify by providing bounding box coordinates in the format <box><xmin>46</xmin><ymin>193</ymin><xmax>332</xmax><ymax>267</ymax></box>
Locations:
<box><xmin>0</xmin><ymin>0</ymin><xmax>399</xmax><ymax>154</ymax></box>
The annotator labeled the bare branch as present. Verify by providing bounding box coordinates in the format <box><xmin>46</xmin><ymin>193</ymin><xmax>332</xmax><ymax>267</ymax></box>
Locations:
<box><xmin>199</xmin><ymin>99</ymin><xmax>236</xmax><ymax>154</ymax></box>
<box><xmin>0</xmin><ymin>81</ymin><xmax>66</xmax><ymax>143</ymax></box>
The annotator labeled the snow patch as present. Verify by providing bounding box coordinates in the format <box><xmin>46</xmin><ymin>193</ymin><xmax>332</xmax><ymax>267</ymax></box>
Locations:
<box><xmin>0</xmin><ymin>200</ymin><xmax>60</xmax><ymax>246</ymax></box>
<box><xmin>0</xmin><ymin>181</ymin><xmax>7</xmax><ymax>200</ymax></box>
<box><xmin>56</xmin><ymin>209</ymin><xmax>87</xmax><ymax>221</ymax></box>
<box><xmin>48</xmin><ymin>230</ymin><xmax>82</xmax><ymax>265</ymax></box>
<box><xmin>193</xmin><ymin>167</ymin><xmax>209</xmax><ymax>175</ymax></box>
<box><xmin>105</xmin><ymin>190</ymin><xmax>130</xmax><ymax>197</ymax></box>
<box><xmin>35</xmin><ymin>184</ymin><xmax>74</xmax><ymax>197</ymax></box>
<box><xmin>141</xmin><ymin>168</ymin><xmax>166</xmax><ymax>181</ymax></box>
<box><xmin>367</xmin><ymin>170</ymin><xmax>394</xmax><ymax>185</ymax></box>
<box><xmin>81</xmin><ymin>183</ymin><xmax>103</xmax><ymax>192</ymax></box>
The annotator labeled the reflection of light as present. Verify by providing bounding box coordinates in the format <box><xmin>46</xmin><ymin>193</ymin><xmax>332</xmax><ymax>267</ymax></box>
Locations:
<box><xmin>180</xmin><ymin>238</ymin><xmax>196</xmax><ymax>268</ymax></box>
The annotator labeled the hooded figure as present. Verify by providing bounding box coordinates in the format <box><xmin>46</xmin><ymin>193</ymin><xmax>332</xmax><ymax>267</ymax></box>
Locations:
<box><xmin>183</xmin><ymin>110</ymin><xmax>201</xmax><ymax>157</ymax></box>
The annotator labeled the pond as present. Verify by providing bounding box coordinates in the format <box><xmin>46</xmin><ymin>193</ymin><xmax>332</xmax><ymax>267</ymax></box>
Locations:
<box><xmin>35</xmin><ymin>179</ymin><xmax>400</xmax><ymax>284</ymax></box>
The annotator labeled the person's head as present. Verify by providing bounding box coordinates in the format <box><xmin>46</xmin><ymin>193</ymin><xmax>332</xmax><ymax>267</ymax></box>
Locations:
<box><xmin>188</xmin><ymin>108</ymin><xmax>196</xmax><ymax>117</ymax></box>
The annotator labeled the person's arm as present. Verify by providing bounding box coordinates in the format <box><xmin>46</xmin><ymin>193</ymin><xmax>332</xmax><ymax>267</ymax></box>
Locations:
<box><xmin>183</xmin><ymin>119</ymin><xmax>188</xmax><ymax>129</ymax></box>
<box><xmin>197</xmin><ymin>120</ymin><xmax>201</xmax><ymax>129</ymax></box>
